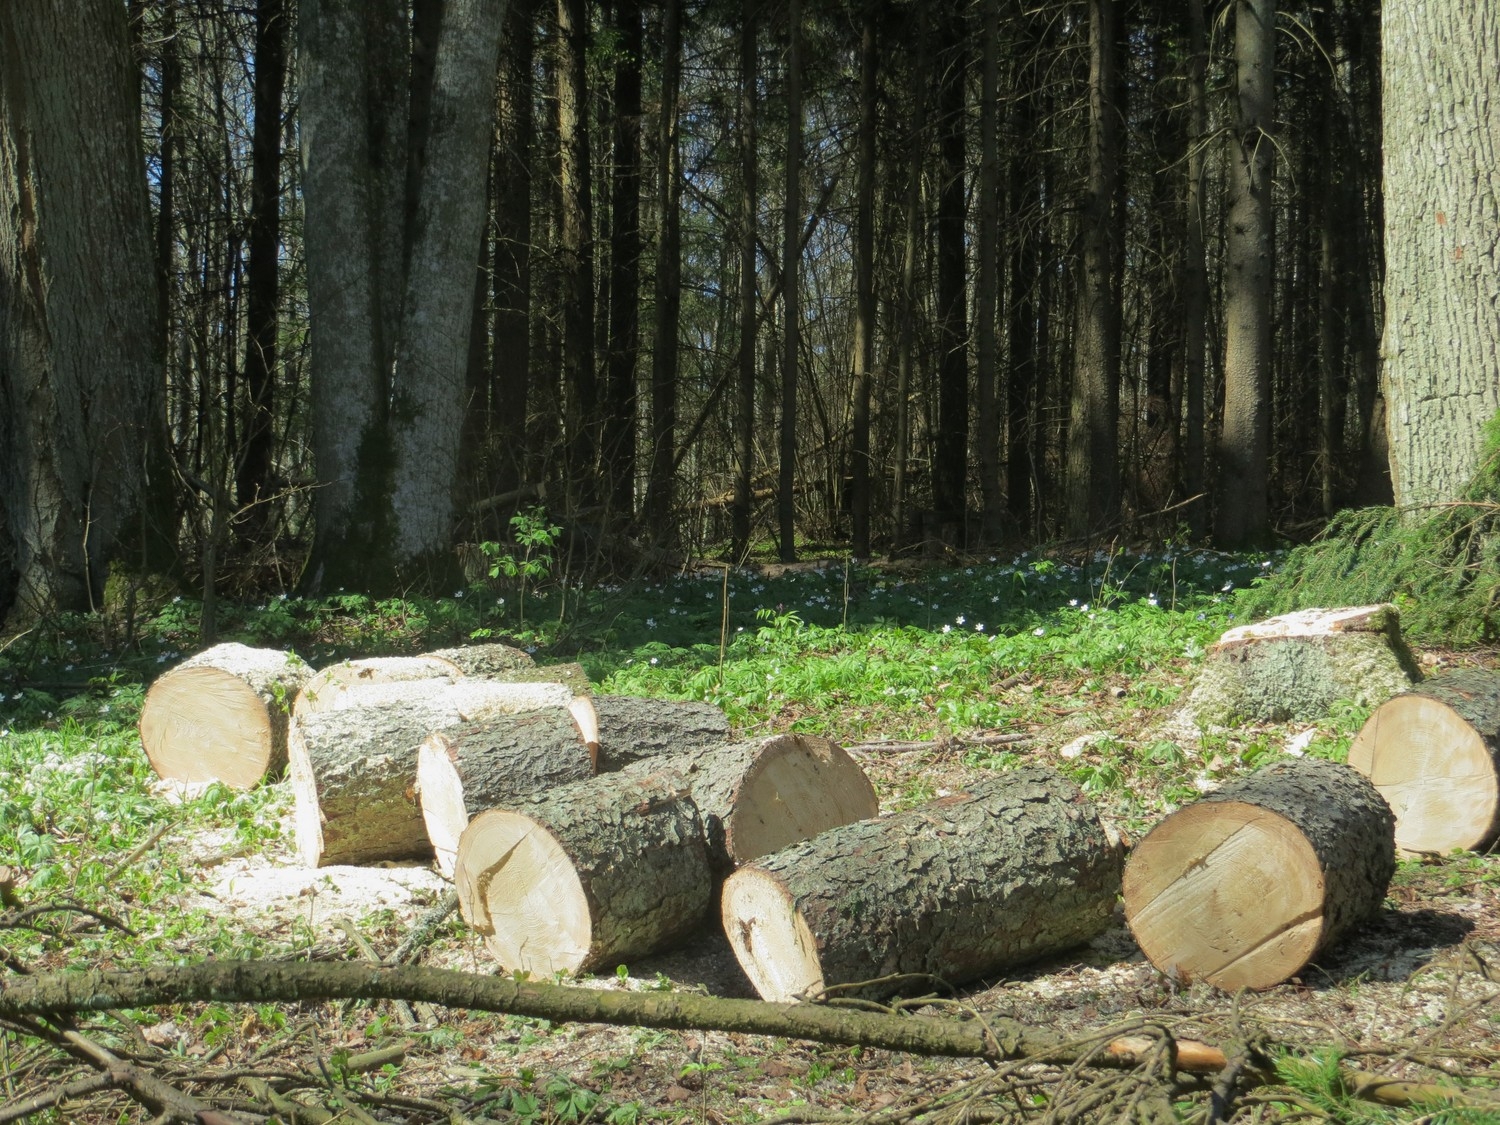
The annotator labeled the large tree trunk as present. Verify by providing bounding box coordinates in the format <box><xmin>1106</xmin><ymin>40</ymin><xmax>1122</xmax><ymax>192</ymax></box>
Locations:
<box><xmin>932</xmin><ymin>9</ymin><xmax>969</xmax><ymax>541</ymax></box>
<box><xmin>1181</xmin><ymin>0</ymin><xmax>1209</xmax><ymax>537</ymax></box>
<box><xmin>891</xmin><ymin>11</ymin><xmax>926</xmax><ymax>551</ymax></box>
<box><xmin>722</xmin><ymin>769</ymin><xmax>1122</xmax><ymax>1002</ymax></box>
<box><xmin>732</xmin><ymin>1</ymin><xmax>759</xmax><ymax>560</ymax></box>
<box><xmin>1124</xmin><ymin>758</ymin><xmax>1395</xmax><ymax>991</ymax></box>
<box><xmin>974</xmin><ymin>0</ymin><xmax>1002</xmax><ymax>546</ymax></box>
<box><xmin>777</xmin><ymin>0</ymin><xmax>801</xmax><ymax>564</ymax></box>
<box><xmin>604</xmin><ymin>0</ymin><xmax>643</xmax><ymax>525</ymax></box>
<box><xmin>0</xmin><ymin>0</ymin><xmax>161</xmax><ymax>621</ymax></box>
<box><xmin>848</xmin><ymin>4</ymin><xmax>876</xmax><ymax>560</ymax></box>
<box><xmin>1380</xmin><ymin>3</ymin><xmax>1500</xmax><ymax>507</ymax></box>
<box><xmin>644</xmin><ymin>0</ymin><xmax>682</xmax><ymax>539</ymax></box>
<box><xmin>1216</xmin><ymin>0</ymin><xmax>1276</xmax><ymax>547</ymax></box>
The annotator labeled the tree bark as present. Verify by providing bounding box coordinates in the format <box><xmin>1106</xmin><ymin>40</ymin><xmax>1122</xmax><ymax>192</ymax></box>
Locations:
<box><xmin>891</xmin><ymin>10</ymin><xmax>926</xmax><ymax>552</ymax></box>
<box><xmin>455</xmin><ymin>771</ymin><xmax>712</xmax><ymax>975</ymax></box>
<box><xmin>591</xmin><ymin>694</ymin><xmax>730</xmax><ymax>772</ymax></box>
<box><xmin>849</xmin><ymin>4</ymin><xmax>877</xmax><ymax>560</ymax></box>
<box><xmin>933</xmin><ymin>9</ymin><xmax>969</xmax><ymax>539</ymax></box>
<box><xmin>1380</xmin><ymin>2</ymin><xmax>1500</xmax><ymax>507</ymax></box>
<box><xmin>974</xmin><ymin>0</ymin><xmax>1003</xmax><ymax>546</ymax></box>
<box><xmin>1349</xmin><ymin>668</ymin><xmax>1500</xmax><ymax>854</ymax></box>
<box><xmin>723</xmin><ymin>768</ymin><xmax>1122</xmax><ymax>1002</ymax></box>
<box><xmin>0</xmin><ymin>0</ymin><xmax>162</xmax><ymax>621</ymax></box>
<box><xmin>604</xmin><ymin>0</ymin><xmax>643</xmax><ymax>525</ymax></box>
<box><xmin>732</xmin><ymin>2</ymin><xmax>759</xmax><ymax>561</ymax></box>
<box><xmin>1216</xmin><ymin>0</ymin><xmax>1276</xmax><ymax>547</ymax></box>
<box><xmin>1124</xmin><ymin>757</ymin><xmax>1395</xmax><ymax>991</ymax></box>
<box><xmin>1181</xmin><ymin>0</ymin><xmax>1209</xmax><ymax>537</ymax></box>
<box><xmin>778</xmin><ymin>0</ymin><xmax>802</xmax><ymax>564</ymax></box>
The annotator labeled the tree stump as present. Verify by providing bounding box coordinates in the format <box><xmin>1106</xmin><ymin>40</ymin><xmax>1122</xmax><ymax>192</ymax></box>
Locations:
<box><xmin>1348</xmin><ymin>668</ymin><xmax>1500</xmax><ymax>853</ymax></box>
<box><xmin>454</xmin><ymin>771</ymin><xmax>712</xmax><ymax>976</ymax></box>
<box><xmin>138</xmin><ymin>643</ymin><xmax>312</xmax><ymax>788</ymax></box>
<box><xmin>592</xmin><ymin>695</ymin><xmax>732</xmax><ymax>772</ymax></box>
<box><xmin>1123</xmin><ymin>757</ymin><xmax>1395</xmax><ymax>991</ymax></box>
<box><xmin>292</xmin><ymin>655</ymin><xmax>464</xmax><ymax>717</ymax></box>
<box><xmin>721</xmin><ymin>768</ymin><xmax>1122</xmax><ymax>1002</ymax></box>
<box><xmin>289</xmin><ymin>679</ymin><xmax>579</xmax><ymax>867</ymax></box>
<box><xmin>417</xmin><ymin>710</ymin><xmax>597</xmax><ymax>878</ymax></box>
<box><xmin>630</xmin><ymin>733</ymin><xmax>878</xmax><ymax>871</ymax></box>
<box><xmin>1178</xmin><ymin>605</ymin><xmax>1419</xmax><ymax>727</ymax></box>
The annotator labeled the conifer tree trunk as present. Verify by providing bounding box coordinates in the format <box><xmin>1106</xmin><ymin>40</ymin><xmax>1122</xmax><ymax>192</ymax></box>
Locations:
<box><xmin>556</xmin><ymin>0</ymin><xmax>596</xmax><ymax>509</ymax></box>
<box><xmin>605</xmin><ymin>0</ymin><xmax>642</xmax><ymax>525</ymax></box>
<box><xmin>849</xmin><ymin>3</ymin><xmax>876</xmax><ymax>560</ymax></box>
<box><xmin>493</xmin><ymin>0</ymin><xmax>534</xmax><ymax>498</ymax></box>
<box><xmin>933</xmin><ymin>10</ymin><xmax>969</xmax><ymax>542</ymax></box>
<box><xmin>892</xmin><ymin>11</ymin><xmax>926</xmax><ymax>552</ymax></box>
<box><xmin>778</xmin><ymin>0</ymin><xmax>801</xmax><ymax>563</ymax></box>
<box><xmin>732</xmin><ymin>2</ymin><xmax>759</xmax><ymax>561</ymax></box>
<box><xmin>1181</xmin><ymin>0</ymin><xmax>1209</xmax><ymax>537</ymax></box>
<box><xmin>974</xmin><ymin>0</ymin><xmax>1003</xmax><ymax>546</ymax></box>
<box><xmin>645</xmin><ymin>0</ymin><xmax>682</xmax><ymax>539</ymax></box>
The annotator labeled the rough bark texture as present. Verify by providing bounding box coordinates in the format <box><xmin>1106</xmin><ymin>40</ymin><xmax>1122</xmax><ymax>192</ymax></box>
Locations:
<box><xmin>418</xmin><ymin>710</ymin><xmax>596</xmax><ymax>878</ymax></box>
<box><xmin>628</xmin><ymin>734</ymin><xmax>876</xmax><ymax>872</ymax></box>
<box><xmin>293</xmin><ymin>655</ymin><xmax>463</xmax><ymax>717</ymax></box>
<box><xmin>455</xmin><ymin>771</ymin><xmax>712</xmax><ymax>975</ymax></box>
<box><xmin>289</xmin><ymin>680</ymin><xmax>575</xmax><ymax>866</ymax></box>
<box><xmin>0</xmin><ymin>0</ymin><xmax>161</xmax><ymax>620</ymax></box>
<box><xmin>1178</xmin><ymin>605</ymin><xmax>1419</xmax><ymax>727</ymax></box>
<box><xmin>424</xmin><ymin>642</ymin><xmax>535</xmax><ymax>676</ymax></box>
<box><xmin>591</xmin><ymin>695</ymin><xmax>731</xmax><ymax>772</ymax></box>
<box><xmin>1380</xmin><ymin>3</ymin><xmax>1500</xmax><ymax>507</ymax></box>
<box><xmin>139</xmin><ymin>644</ymin><xmax>312</xmax><ymax>787</ymax></box>
<box><xmin>722</xmin><ymin>768</ymin><xmax>1123</xmax><ymax>1002</ymax></box>
<box><xmin>1349</xmin><ymin>668</ymin><xmax>1500</xmax><ymax>853</ymax></box>
<box><xmin>1123</xmin><ymin>757</ymin><xmax>1395</xmax><ymax>990</ymax></box>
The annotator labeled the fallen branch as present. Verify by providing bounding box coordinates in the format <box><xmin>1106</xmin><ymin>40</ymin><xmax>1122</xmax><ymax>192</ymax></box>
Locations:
<box><xmin>843</xmin><ymin>732</ymin><xmax>1031</xmax><ymax>755</ymax></box>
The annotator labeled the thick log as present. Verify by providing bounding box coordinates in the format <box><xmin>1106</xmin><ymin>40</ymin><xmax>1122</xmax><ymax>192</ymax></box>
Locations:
<box><xmin>289</xmin><ymin>680</ymin><xmax>577</xmax><ymax>867</ymax></box>
<box><xmin>292</xmin><ymin>654</ymin><xmax>464</xmax><ymax>717</ymax></box>
<box><xmin>591</xmin><ymin>694</ymin><xmax>731</xmax><ymax>772</ymax></box>
<box><xmin>629</xmin><ymin>733</ymin><xmax>878</xmax><ymax>871</ymax></box>
<box><xmin>424</xmin><ymin>651</ymin><xmax>600</xmax><ymax>752</ymax></box>
<box><xmin>1348</xmin><ymin>668</ymin><xmax>1500</xmax><ymax>853</ymax></box>
<box><xmin>1178</xmin><ymin>605</ymin><xmax>1419</xmax><ymax>726</ymax></box>
<box><xmin>423</xmin><ymin>642</ymin><xmax>535</xmax><ymax>676</ymax></box>
<box><xmin>454</xmin><ymin>771</ymin><xmax>713</xmax><ymax>976</ymax></box>
<box><xmin>1123</xmin><ymin>757</ymin><xmax>1395</xmax><ymax>991</ymax></box>
<box><xmin>721</xmin><ymin>768</ymin><xmax>1122</xmax><ymax>1002</ymax></box>
<box><xmin>417</xmin><ymin>710</ymin><xmax>597</xmax><ymax>879</ymax></box>
<box><xmin>138</xmin><ymin>643</ymin><xmax>313</xmax><ymax>788</ymax></box>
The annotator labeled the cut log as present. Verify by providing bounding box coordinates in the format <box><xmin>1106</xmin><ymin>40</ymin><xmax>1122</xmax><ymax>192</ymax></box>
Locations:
<box><xmin>289</xmin><ymin>679</ymin><xmax>578</xmax><ymax>867</ymax></box>
<box><xmin>424</xmin><ymin>643</ymin><xmax>535</xmax><ymax>676</ymax></box>
<box><xmin>1178</xmin><ymin>604</ymin><xmax>1419</xmax><ymax>727</ymax></box>
<box><xmin>417</xmin><ymin>711</ymin><xmax>597</xmax><ymax>879</ymax></box>
<box><xmin>1348</xmin><ymin>668</ymin><xmax>1500</xmax><ymax>854</ymax></box>
<box><xmin>454</xmin><ymin>771</ymin><xmax>712</xmax><ymax>976</ymax></box>
<box><xmin>628</xmin><ymin>733</ymin><xmax>878</xmax><ymax>871</ymax></box>
<box><xmin>424</xmin><ymin>652</ymin><xmax>599</xmax><ymax>755</ymax></box>
<box><xmin>1123</xmin><ymin>756</ymin><xmax>1395</xmax><ymax>991</ymax></box>
<box><xmin>292</xmin><ymin>655</ymin><xmax>464</xmax><ymax>718</ymax></box>
<box><xmin>591</xmin><ymin>695</ymin><xmax>731</xmax><ymax>772</ymax></box>
<box><xmin>721</xmin><ymin>768</ymin><xmax>1122</xmax><ymax>1002</ymax></box>
<box><xmin>138</xmin><ymin>643</ymin><xmax>313</xmax><ymax>788</ymax></box>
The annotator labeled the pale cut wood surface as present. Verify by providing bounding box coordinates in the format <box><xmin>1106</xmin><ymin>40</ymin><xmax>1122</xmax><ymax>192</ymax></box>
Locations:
<box><xmin>292</xmin><ymin>655</ymin><xmax>463</xmax><ymax>717</ymax></box>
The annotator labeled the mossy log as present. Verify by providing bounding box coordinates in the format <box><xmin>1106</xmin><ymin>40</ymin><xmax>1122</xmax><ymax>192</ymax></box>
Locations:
<box><xmin>289</xmin><ymin>680</ymin><xmax>577</xmax><ymax>867</ymax></box>
<box><xmin>1123</xmin><ymin>757</ymin><xmax>1395</xmax><ymax>991</ymax></box>
<box><xmin>628</xmin><ymin>733</ymin><xmax>878</xmax><ymax>871</ymax></box>
<box><xmin>417</xmin><ymin>710</ymin><xmax>597</xmax><ymax>878</ymax></box>
<box><xmin>1179</xmin><ymin>604</ymin><xmax>1419</xmax><ymax>727</ymax></box>
<box><xmin>454</xmin><ymin>771</ymin><xmax>712</xmax><ymax>976</ymax></box>
<box><xmin>138</xmin><ymin>643</ymin><xmax>312</xmax><ymax>788</ymax></box>
<box><xmin>592</xmin><ymin>695</ymin><xmax>731</xmax><ymax>772</ymax></box>
<box><xmin>292</xmin><ymin>655</ymin><xmax>463</xmax><ymax>718</ymax></box>
<box><xmin>1348</xmin><ymin>668</ymin><xmax>1500</xmax><ymax>853</ymax></box>
<box><xmin>721</xmin><ymin>768</ymin><xmax>1123</xmax><ymax>1002</ymax></box>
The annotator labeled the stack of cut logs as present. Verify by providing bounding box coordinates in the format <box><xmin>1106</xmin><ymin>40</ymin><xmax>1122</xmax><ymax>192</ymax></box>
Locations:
<box><xmin>138</xmin><ymin>611</ymin><xmax>1500</xmax><ymax>999</ymax></box>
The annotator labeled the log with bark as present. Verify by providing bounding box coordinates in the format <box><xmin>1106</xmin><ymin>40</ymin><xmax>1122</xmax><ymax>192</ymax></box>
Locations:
<box><xmin>454</xmin><ymin>770</ymin><xmax>713</xmax><ymax>976</ymax></box>
<box><xmin>423</xmin><ymin>642</ymin><xmax>535</xmax><ymax>676</ymax></box>
<box><xmin>425</xmin><ymin>652</ymin><xmax>600</xmax><ymax>753</ymax></box>
<box><xmin>1177</xmin><ymin>605</ymin><xmax>1419</xmax><ymax>727</ymax></box>
<box><xmin>721</xmin><ymin>767</ymin><xmax>1123</xmax><ymax>1002</ymax></box>
<box><xmin>1348</xmin><ymin>668</ymin><xmax>1500</xmax><ymax>853</ymax></box>
<box><xmin>628</xmin><ymin>733</ymin><xmax>878</xmax><ymax>871</ymax></box>
<box><xmin>289</xmin><ymin>679</ymin><xmax>579</xmax><ymax>867</ymax></box>
<box><xmin>1123</xmin><ymin>756</ymin><xmax>1395</xmax><ymax>991</ymax></box>
<box><xmin>292</xmin><ymin>654</ymin><xmax>464</xmax><ymax>717</ymax></box>
<box><xmin>591</xmin><ymin>694</ymin><xmax>732</xmax><ymax>772</ymax></box>
<box><xmin>417</xmin><ymin>710</ymin><xmax>597</xmax><ymax>878</ymax></box>
<box><xmin>138</xmin><ymin>643</ymin><xmax>314</xmax><ymax>788</ymax></box>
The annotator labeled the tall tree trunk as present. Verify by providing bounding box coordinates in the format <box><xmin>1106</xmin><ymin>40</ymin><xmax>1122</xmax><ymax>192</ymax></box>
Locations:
<box><xmin>556</xmin><ymin>0</ymin><xmax>596</xmax><ymax>510</ymax></box>
<box><xmin>605</xmin><ymin>0</ymin><xmax>643</xmax><ymax>526</ymax></box>
<box><xmin>974</xmin><ymin>0</ymin><xmax>1002</xmax><ymax>546</ymax></box>
<box><xmin>238</xmin><ymin>0</ymin><xmax>287</xmax><ymax>528</ymax></box>
<box><xmin>1380</xmin><ymin>2</ymin><xmax>1500</xmax><ymax>507</ymax></box>
<box><xmin>1216</xmin><ymin>0</ymin><xmax>1276</xmax><ymax>547</ymax></box>
<box><xmin>644</xmin><ymin>0</ymin><xmax>682</xmax><ymax>540</ymax></box>
<box><xmin>849</xmin><ymin>3</ymin><xmax>876</xmax><ymax>560</ymax></box>
<box><xmin>732</xmin><ymin>1</ymin><xmax>758</xmax><ymax>560</ymax></box>
<box><xmin>1181</xmin><ymin>0</ymin><xmax>1209</xmax><ymax>537</ymax></box>
<box><xmin>493</xmin><ymin>0</ymin><xmax>534</xmax><ymax>499</ymax></box>
<box><xmin>1066</xmin><ymin>0</ymin><xmax>1122</xmax><ymax>538</ymax></box>
<box><xmin>1006</xmin><ymin>5</ymin><xmax>1039</xmax><ymax>535</ymax></box>
<box><xmin>0</xmin><ymin>0</ymin><xmax>161</xmax><ymax>620</ymax></box>
<box><xmin>892</xmin><ymin>9</ymin><xmax>926</xmax><ymax>552</ymax></box>
<box><xmin>933</xmin><ymin>9</ymin><xmax>969</xmax><ymax>541</ymax></box>
<box><xmin>778</xmin><ymin>0</ymin><xmax>801</xmax><ymax>563</ymax></box>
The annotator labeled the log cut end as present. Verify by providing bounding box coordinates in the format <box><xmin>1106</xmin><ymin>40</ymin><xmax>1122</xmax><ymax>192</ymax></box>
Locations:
<box><xmin>721</xmin><ymin>866</ymin><xmax>826</xmax><ymax>1002</ymax></box>
<box><xmin>140</xmin><ymin>666</ymin><xmax>274</xmax><ymax>788</ymax></box>
<box><xmin>454</xmin><ymin>809</ymin><xmax>593</xmax><ymax>976</ymax></box>
<box><xmin>1123</xmin><ymin>800</ymin><xmax>1326</xmax><ymax>991</ymax></box>
<box><xmin>1349</xmin><ymin>681</ymin><xmax>1500</xmax><ymax>853</ymax></box>
<box><xmin>725</xmin><ymin>735</ymin><xmax>879</xmax><ymax>864</ymax></box>
<box><xmin>287</xmin><ymin>720</ymin><xmax>326</xmax><ymax>868</ymax></box>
